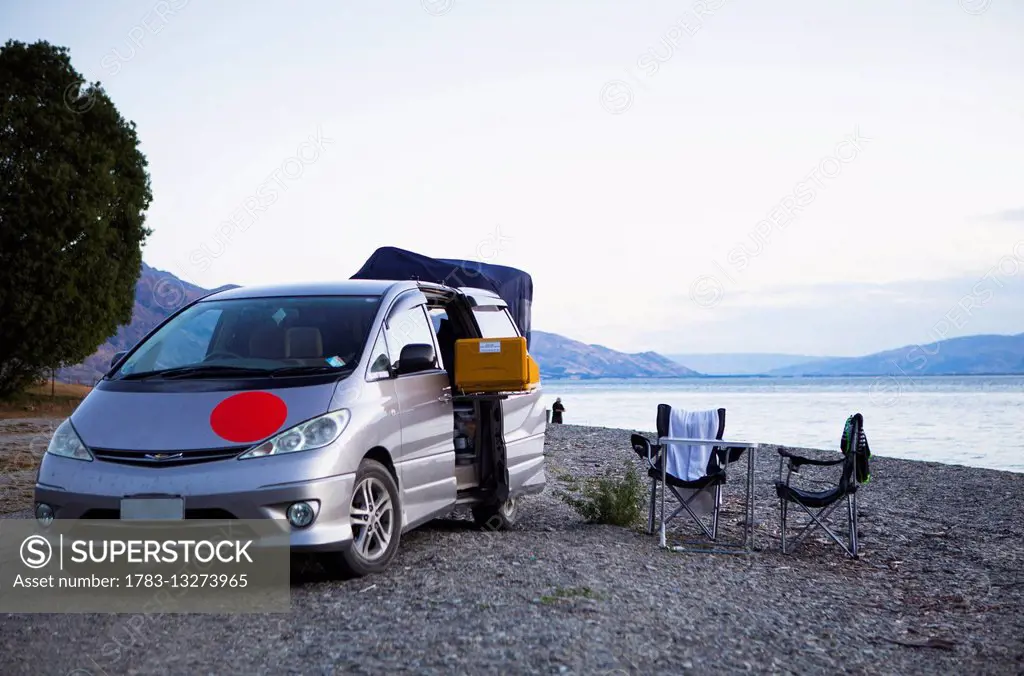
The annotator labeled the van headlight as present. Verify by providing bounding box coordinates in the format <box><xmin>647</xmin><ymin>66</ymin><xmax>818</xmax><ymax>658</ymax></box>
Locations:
<box><xmin>238</xmin><ymin>410</ymin><xmax>351</xmax><ymax>460</ymax></box>
<box><xmin>46</xmin><ymin>419</ymin><xmax>94</xmax><ymax>461</ymax></box>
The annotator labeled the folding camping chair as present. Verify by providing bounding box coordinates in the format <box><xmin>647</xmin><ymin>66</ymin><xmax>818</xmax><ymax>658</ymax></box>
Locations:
<box><xmin>630</xmin><ymin>405</ymin><xmax>747</xmax><ymax>552</ymax></box>
<box><xmin>775</xmin><ymin>413</ymin><xmax>872</xmax><ymax>558</ymax></box>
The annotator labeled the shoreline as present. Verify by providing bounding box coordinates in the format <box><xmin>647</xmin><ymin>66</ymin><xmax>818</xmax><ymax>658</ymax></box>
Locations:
<box><xmin>540</xmin><ymin>373</ymin><xmax>1024</xmax><ymax>380</ymax></box>
<box><xmin>535</xmin><ymin>380</ymin><xmax>1024</xmax><ymax>475</ymax></box>
<box><xmin>549</xmin><ymin>423</ymin><xmax>1024</xmax><ymax>476</ymax></box>
<box><xmin>1</xmin><ymin>420</ymin><xmax>1022</xmax><ymax>673</ymax></box>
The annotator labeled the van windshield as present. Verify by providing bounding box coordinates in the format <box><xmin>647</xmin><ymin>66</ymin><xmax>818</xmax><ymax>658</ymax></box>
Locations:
<box><xmin>111</xmin><ymin>295</ymin><xmax>383</xmax><ymax>380</ymax></box>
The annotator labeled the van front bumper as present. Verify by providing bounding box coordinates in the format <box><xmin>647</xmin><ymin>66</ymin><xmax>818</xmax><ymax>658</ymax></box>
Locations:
<box><xmin>34</xmin><ymin>456</ymin><xmax>358</xmax><ymax>553</ymax></box>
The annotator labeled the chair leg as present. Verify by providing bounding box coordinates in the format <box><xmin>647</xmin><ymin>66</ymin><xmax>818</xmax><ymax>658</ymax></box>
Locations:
<box><xmin>648</xmin><ymin>478</ymin><xmax>657</xmax><ymax>535</ymax></box>
<box><xmin>789</xmin><ymin>500</ymin><xmax>849</xmax><ymax>555</ymax></box>
<box><xmin>665</xmin><ymin>487</ymin><xmax>717</xmax><ymax>540</ymax></box>
<box><xmin>711</xmin><ymin>484</ymin><xmax>721</xmax><ymax>540</ymax></box>
<box><xmin>780</xmin><ymin>498</ymin><xmax>788</xmax><ymax>554</ymax></box>
<box><xmin>780</xmin><ymin>493</ymin><xmax>860</xmax><ymax>559</ymax></box>
<box><xmin>848</xmin><ymin>492</ymin><xmax>858</xmax><ymax>558</ymax></box>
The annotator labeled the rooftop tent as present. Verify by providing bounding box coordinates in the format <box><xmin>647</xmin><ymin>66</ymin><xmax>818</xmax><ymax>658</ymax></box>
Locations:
<box><xmin>351</xmin><ymin>246</ymin><xmax>533</xmax><ymax>348</ymax></box>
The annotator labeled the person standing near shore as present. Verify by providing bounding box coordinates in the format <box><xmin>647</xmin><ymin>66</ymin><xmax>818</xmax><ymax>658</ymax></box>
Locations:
<box><xmin>551</xmin><ymin>398</ymin><xmax>565</xmax><ymax>424</ymax></box>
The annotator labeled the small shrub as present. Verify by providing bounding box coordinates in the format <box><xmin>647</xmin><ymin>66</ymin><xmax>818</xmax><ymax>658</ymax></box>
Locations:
<box><xmin>539</xmin><ymin>586</ymin><xmax>602</xmax><ymax>604</ymax></box>
<box><xmin>559</xmin><ymin>462</ymin><xmax>645</xmax><ymax>527</ymax></box>
<box><xmin>552</xmin><ymin>470</ymin><xmax>579</xmax><ymax>489</ymax></box>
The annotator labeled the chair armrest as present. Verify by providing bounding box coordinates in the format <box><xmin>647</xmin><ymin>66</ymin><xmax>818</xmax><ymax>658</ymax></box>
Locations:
<box><xmin>777</xmin><ymin>448</ymin><xmax>844</xmax><ymax>470</ymax></box>
<box><xmin>631</xmin><ymin>433</ymin><xmax>662</xmax><ymax>471</ymax></box>
<box><xmin>792</xmin><ymin>457</ymin><xmax>845</xmax><ymax>469</ymax></box>
<box><xmin>648</xmin><ymin>438</ymin><xmax>663</xmax><ymax>469</ymax></box>
<box><xmin>720</xmin><ymin>446</ymin><xmax>746</xmax><ymax>465</ymax></box>
<box><xmin>710</xmin><ymin>444</ymin><xmax>744</xmax><ymax>460</ymax></box>
<box><xmin>708</xmin><ymin>446</ymin><xmax>743</xmax><ymax>477</ymax></box>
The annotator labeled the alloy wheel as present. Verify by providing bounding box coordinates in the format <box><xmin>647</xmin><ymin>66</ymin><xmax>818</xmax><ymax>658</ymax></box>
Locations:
<box><xmin>349</xmin><ymin>476</ymin><xmax>394</xmax><ymax>561</ymax></box>
<box><xmin>500</xmin><ymin>497</ymin><xmax>517</xmax><ymax>518</ymax></box>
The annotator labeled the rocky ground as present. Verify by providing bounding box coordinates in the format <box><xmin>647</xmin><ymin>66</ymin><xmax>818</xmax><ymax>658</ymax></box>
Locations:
<box><xmin>1</xmin><ymin>419</ymin><xmax>1022</xmax><ymax>675</ymax></box>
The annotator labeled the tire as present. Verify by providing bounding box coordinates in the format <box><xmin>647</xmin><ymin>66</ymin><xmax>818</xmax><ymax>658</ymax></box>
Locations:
<box><xmin>472</xmin><ymin>496</ymin><xmax>519</xmax><ymax>531</ymax></box>
<box><xmin>325</xmin><ymin>458</ymin><xmax>401</xmax><ymax>578</ymax></box>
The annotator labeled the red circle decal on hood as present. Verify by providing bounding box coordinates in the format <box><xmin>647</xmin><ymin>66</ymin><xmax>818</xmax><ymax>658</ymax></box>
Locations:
<box><xmin>210</xmin><ymin>392</ymin><xmax>288</xmax><ymax>443</ymax></box>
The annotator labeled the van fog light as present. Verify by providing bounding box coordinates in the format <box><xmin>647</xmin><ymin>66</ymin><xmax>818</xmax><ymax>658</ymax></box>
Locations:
<box><xmin>35</xmin><ymin>503</ymin><xmax>54</xmax><ymax>526</ymax></box>
<box><xmin>287</xmin><ymin>502</ymin><xmax>315</xmax><ymax>528</ymax></box>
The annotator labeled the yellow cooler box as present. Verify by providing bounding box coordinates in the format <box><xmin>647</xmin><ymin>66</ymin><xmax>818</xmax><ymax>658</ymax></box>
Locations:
<box><xmin>454</xmin><ymin>337</ymin><xmax>541</xmax><ymax>393</ymax></box>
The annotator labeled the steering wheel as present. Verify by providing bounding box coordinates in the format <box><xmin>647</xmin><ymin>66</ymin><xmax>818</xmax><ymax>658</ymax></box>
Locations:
<box><xmin>203</xmin><ymin>351</ymin><xmax>243</xmax><ymax>361</ymax></box>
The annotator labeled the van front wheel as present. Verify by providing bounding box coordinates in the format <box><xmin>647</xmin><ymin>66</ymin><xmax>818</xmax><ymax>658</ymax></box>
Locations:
<box><xmin>326</xmin><ymin>459</ymin><xmax>401</xmax><ymax>578</ymax></box>
<box><xmin>472</xmin><ymin>496</ymin><xmax>519</xmax><ymax>531</ymax></box>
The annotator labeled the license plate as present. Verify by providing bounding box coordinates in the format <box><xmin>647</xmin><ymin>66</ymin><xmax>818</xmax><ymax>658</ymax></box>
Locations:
<box><xmin>120</xmin><ymin>497</ymin><xmax>184</xmax><ymax>520</ymax></box>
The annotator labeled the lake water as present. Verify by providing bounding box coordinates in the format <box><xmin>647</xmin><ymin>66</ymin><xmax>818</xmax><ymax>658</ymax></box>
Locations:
<box><xmin>539</xmin><ymin>376</ymin><xmax>1024</xmax><ymax>473</ymax></box>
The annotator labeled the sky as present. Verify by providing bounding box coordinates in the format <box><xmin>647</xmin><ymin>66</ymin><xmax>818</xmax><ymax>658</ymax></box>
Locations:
<box><xmin>4</xmin><ymin>0</ymin><xmax>1024</xmax><ymax>357</ymax></box>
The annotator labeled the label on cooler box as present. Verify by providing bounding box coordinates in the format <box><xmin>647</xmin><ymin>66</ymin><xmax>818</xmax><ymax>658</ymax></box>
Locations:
<box><xmin>478</xmin><ymin>341</ymin><xmax>501</xmax><ymax>353</ymax></box>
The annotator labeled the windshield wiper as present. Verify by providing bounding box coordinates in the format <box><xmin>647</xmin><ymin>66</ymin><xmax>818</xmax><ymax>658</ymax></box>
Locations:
<box><xmin>118</xmin><ymin>365</ymin><xmax>270</xmax><ymax>381</ymax></box>
<box><xmin>269</xmin><ymin>365</ymin><xmax>353</xmax><ymax>378</ymax></box>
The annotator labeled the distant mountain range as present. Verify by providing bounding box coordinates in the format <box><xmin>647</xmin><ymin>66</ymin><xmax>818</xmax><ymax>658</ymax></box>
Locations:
<box><xmin>531</xmin><ymin>332</ymin><xmax>700</xmax><ymax>379</ymax></box>
<box><xmin>765</xmin><ymin>333</ymin><xmax>1024</xmax><ymax>376</ymax></box>
<box><xmin>57</xmin><ymin>264</ymin><xmax>1024</xmax><ymax>383</ymax></box>
<box><xmin>58</xmin><ymin>264</ymin><xmax>698</xmax><ymax>383</ymax></box>
<box><xmin>666</xmin><ymin>353</ymin><xmax>834</xmax><ymax>376</ymax></box>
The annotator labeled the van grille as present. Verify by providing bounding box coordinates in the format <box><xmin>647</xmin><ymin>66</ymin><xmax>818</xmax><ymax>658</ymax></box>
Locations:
<box><xmin>81</xmin><ymin>508</ymin><xmax>238</xmax><ymax>519</ymax></box>
<box><xmin>91</xmin><ymin>446</ymin><xmax>246</xmax><ymax>467</ymax></box>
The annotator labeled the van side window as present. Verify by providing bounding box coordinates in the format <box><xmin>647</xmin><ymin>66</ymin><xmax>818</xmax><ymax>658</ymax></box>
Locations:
<box><xmin>385</xmin><ymin>305</ymin><xmax>438</xmax><ymax>369</ymax></box>
<box><xmin>429</xmin><ymin>307</ymin><xmax>458</xmax><ymax>372</ymax></box>
<box><xmin>472</xmin><ymin>307</ymin><xmax>519</xmax><ymax>339</ymax></box>
<box><xmin>366</xmin><ymin>328</ymin><xmax>391</xmax><ymax>378</ymax></box>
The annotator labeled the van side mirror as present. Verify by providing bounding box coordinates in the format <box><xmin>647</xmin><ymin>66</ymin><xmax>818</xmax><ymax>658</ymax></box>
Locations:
<box><xmin>110</xmin><ymin>351</ymin><xmax>127</xmax><ymax>369</ymax></box>
<box><xmin>395</xmin><ymin>344</ymin><xmax>435</xmax><ymax>375</ymax></box>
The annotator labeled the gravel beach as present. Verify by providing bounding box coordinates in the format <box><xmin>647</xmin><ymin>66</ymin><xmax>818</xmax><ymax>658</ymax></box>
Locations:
<box><xmin>1</xmin><ymin>418</ymin><xmax>1022</xmax><ymax>675</ymax></box>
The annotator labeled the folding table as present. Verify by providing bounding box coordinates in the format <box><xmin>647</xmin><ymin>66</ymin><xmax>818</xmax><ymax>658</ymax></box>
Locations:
<box><xmin>656</xmin><ymin>437</ymin><xmax>759</xmax><ymax>554</ymax></box>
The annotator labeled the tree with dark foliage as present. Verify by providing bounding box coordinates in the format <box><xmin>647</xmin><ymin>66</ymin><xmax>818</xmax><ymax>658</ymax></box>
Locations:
<box><xmin>0</xmin><ymin>40</ymin><xmax>152</xmax><ymax>395</ymax></box>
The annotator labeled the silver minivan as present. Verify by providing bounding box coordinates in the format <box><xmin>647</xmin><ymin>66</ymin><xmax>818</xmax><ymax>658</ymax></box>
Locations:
<box><xmin>34</xmin><ymin>279</ymin><xmax>547</xmax><ymax>576</ymax></box>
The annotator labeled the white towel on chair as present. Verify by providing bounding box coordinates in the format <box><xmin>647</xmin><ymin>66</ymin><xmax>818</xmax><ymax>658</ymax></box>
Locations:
<box><xmin>663</xmin><ymin>408</ymin><xmax>720</xmax><ymax>518</ymax></box>
<box><xmin>665</xmin><ymin>408</ymin><xmax>719</xmax><ymax>481</ymax></box>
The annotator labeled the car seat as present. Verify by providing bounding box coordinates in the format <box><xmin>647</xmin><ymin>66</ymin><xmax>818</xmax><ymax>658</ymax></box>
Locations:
<box><xmin>286</xmin><ymin>327</ymin><xmax>324</xmax><ymax>359</ymax></box>
<box><xmin>248</xmin><ymin>324</ymin><xmax>286</xmax><ymax>359</ymax></box>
